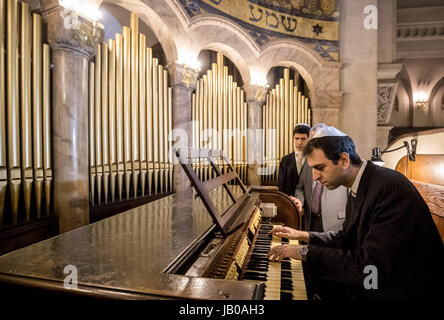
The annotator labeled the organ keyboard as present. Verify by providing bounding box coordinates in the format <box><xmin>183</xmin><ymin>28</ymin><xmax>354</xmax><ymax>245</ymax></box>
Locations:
<box><xmin>183</xmin><ymin>208</ymin><xmax>307</xmax><ymax>300</ymax></box>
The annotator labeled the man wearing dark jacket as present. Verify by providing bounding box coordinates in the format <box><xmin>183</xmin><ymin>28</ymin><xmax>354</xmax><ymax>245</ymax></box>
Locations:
<box><xmin>268</xmin><ymin>126</ymin><xmax>444</xmax><ymax>299</ymax></box>
<box><xmin>277</xmin><ymin>124</ymin><xmax>311</xmax><ymax>196</ymax></box>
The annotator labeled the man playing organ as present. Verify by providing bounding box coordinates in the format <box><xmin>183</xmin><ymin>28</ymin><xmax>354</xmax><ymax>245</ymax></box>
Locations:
<box><xmin>268</xmin><ymin>126</ymin><xmax>444</xmax><ymax>299</ymax></box>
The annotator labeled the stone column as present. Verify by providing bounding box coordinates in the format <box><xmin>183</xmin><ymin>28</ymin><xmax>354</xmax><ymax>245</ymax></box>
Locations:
<box><xmin>244</xmin><ymin>84</ymin><xmax>267</xmax><ymax>186</ymax></box>
<box><xmin>311</xmin><ymin>90</ymin><xmax>343</xmax><ymax>127</ymax></box>
<box><xmin>168</xmin><ymin>63</ymin><xmax>199</xmax><ymax>192</ymax></box>
<box><xmin>377</xmin><ymin>0</ymin><xmax>401</xmax><ymax>149</ymax></box>
<box><xmin>339</xmin><ymin>0</ymin><xmax>378</xmax><ymax>160</ymax></box>
<box><xmin>41</xmin><ymin>2</ymin><xmax>103</xmax><ymax>233</ymax></box>
<box><xmin>376</xmin><ymin>125</ymin><xmax>393</xmax><ymax>150</ymax></box>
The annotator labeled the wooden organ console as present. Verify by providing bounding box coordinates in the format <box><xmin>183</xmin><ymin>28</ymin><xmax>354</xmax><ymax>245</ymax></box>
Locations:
<box><xmin>0</xmin><ymin>148</ymin><xmax>306</xmax><ymax>300</ymax></box>
<box><xmin>169</xmin><ymin>148</ymin><xmax>307</xmax><ymax>300</ymax></box>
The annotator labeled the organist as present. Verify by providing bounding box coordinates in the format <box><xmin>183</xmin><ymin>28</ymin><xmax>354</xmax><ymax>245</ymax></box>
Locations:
<box><xmin>267</xmin><ymin>126</ymin><xmax>444</xmax><ymax>300</ymax></box>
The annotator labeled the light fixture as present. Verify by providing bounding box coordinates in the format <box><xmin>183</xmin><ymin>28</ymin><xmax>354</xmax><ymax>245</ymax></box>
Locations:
<box><xmin>59</xmin><ymin>0</ymin><xmax>102</xmax><ymax>21</ymax></box>
<box><xmin>371</xmin><ymin>139</ymin><xmax>417</xmax><ymax>166</ymax></box>
<box><xmin>414</xmin><ymin>91</ymin><xmax>429</xmax><ymax>110</ymax></box>
<box><xmin>177</xmin><ymin>49</ymin><xmax>201</xmax><ymax>71</ymax></box>
<box><xmin>250</xmin><ymin>71</ymin><xmax>268</xmax><ymax>87</ymax></box>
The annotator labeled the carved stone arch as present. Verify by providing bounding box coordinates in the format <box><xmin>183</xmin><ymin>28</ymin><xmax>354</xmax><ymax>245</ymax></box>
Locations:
<box><xmin>429</xmin><ymin>76</ymin><xmax>444</xmax><ymax>105</ymax></box>
<box><xmin>98</xmin><ymin>0</ymin><xmax>183</xmax><ymax>64</ymax></box>
<box><xmin>396</xmin><ymin>82</ymin><xmax>412</xmax><ymax>119</ymax></box>
<box><xmin>260</xmin><ymin>40</ymin><xmax>341</xmax><ymax>126</ymax></box>
<box><xmin>189</xmin><ymin>15</ymin><xmax>261</xmax><ymax>85</ymax></box>
<box><xmin>429</xmin><ymin>77</ymin><xmax>444</xmax><ymax>126</ymax></box>
<box><xmin>200</xmin><ymin>42</ymin><xmax>251</xmax><ymax>85</ymax></box>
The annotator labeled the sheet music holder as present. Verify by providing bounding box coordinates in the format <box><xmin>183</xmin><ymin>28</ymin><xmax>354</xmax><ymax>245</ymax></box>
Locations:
<box><xmin>175</xmin><ymin>148</ymin><xmax>258</xmax><ymax>236</ymax></box>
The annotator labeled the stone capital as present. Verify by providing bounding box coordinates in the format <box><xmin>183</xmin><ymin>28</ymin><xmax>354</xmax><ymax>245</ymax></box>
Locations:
<box><xmin>167</xmin><ymin>62</ymin><xmax>200</xmax><ymax>91</ymax></box>
<box><xmin>377</xmin><ymin>63</ymin><xmax>403</xmax><ymax>81</ymax></box>
<box><xmin>377</xmin><ymin>81</ymin><xmax>398</xmax><ymax>125</ymax></box>
<box><xmin>40</xmin><ymin>3</ymin><xmax>104</xmax><ymax>59</ymax></box>
<box><xmin>243</xmin><ymin>84</ymin><xmax>269</xmax><ymax>106</ymax></box>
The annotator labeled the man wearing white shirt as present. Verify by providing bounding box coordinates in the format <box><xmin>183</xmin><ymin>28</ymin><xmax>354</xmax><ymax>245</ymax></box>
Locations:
<box><xmin>277</xmin><ymin>124</ymin><xmax>310</xmax><ymax>197</ymax></box>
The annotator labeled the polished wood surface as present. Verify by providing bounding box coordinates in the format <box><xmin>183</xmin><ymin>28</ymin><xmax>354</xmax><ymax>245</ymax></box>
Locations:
<box><xmin>395</xmin><ymin>154</ymin><xmax>444</xmax><ymax>187</ymax></box>
<box><xmin>411</xmin><ymin>180</ymin><xmax>444</xmax><ymax>243</ymax></box>
<box><xmin>89</xmin><ymin>192</ymin><xmax>172</xmax><ymax>223</ymax></box>
<box><xmin>395</xmin><ymin>154</ymin><xmax>444</xmax><ymax>244</ymax></box>
<box><xmin>0</xmin><ymin>215</ymin><xmax>58</xmax><ymax>255</ymax></box>
<box><xmin>250</xmin><ymin>186</ymin><xmax>301</xmax><ymax>230</ymax></box>
<box><xmin>0</xmin><ymin>187</ymin><xmax>262</xmax><ymax>299</ymax></box>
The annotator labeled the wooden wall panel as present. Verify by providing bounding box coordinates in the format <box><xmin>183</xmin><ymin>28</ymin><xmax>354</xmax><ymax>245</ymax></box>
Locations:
<box><xmin>395</xmin><ymin>154</ymin><xmax>444</xmax><ymax>187</ymax></box>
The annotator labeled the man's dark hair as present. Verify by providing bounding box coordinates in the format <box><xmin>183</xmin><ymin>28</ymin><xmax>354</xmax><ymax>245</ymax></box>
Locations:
<box><xmin>293</xmin><ymin>124</ymin><xmax>311</xmax><ymax>137</ymax></box>
<box><xmin>303</xmin><ymin>136</ymin><xmax>362</xmax><ymax>166</ymax></box>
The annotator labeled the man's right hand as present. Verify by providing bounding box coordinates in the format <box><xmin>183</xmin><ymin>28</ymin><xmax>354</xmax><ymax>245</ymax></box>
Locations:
<box><xmin>269</xmin><ymin>226</ymin><xmax>310</xmax><ymax>242</ymax></box>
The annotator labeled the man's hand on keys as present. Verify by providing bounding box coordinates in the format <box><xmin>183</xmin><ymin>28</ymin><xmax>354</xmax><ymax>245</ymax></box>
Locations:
<box><xmin>269</xmin><ymin>226</ymin><xmax>309</xmax><ymax>243</ymax></box>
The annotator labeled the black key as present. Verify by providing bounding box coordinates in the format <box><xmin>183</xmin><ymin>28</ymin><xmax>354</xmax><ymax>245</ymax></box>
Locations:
<box><xmin>247</xmin><ymin>265</ymin><xmax>268</xmax><ymax>272</ymax></box>
<box><xmin>247</xmin><ymin>258</ymin><xmax>269</xmax><ymax>264</ymax></box>
<box><xmin>247</xmin><ymin>263</ymin><xmax>268</xmax><ymax>269</ymax></box>
<box><xmin>281</xmin><ymin>271</ymin><xmax>292</xmax><ymax>278</ymax></box>
<box><xmin>253</xmin><ymin>250</ymin><xmax>270</xmax><ymax>254</ymax></box>
<box><xmin>281</xmin><ymin>292</ymin><xmax>294</xmax><ymax>300</ymax></box>
<box><xmin>281</xmin><ymin>283</ymin><xmax>293</xmax><ymax>291</ymax></box>
<box><xmin>250</xmin><ymin>253</ymin><xmax>267</xmax><ymax>259</ymax></box>
<box><xmin>255</xmin><ymin>240</ymin><xmax>271</xmax><ymax>244</ymax></box>
<box><xmin>248</xmin><ymin>262</ymin><xmax>268</xmax><ymax>267</ymax></box>
<box><xmin>254</xmin><ymin>243</ymin><xmax>271</xmax><ymax>248</ymax></box>
<box><xmin>247</xmin><ymin>260</ymin><xmax>269</xmax><ymax>267</ymax></box>
<box><xmin>244</xmin><ymin>273</ymin><xmax>267</xmax><ymax>281</ymax></box>
<box><xmin>281</xmin><ymin>262</ymin><xmax>291</xmax><ymax>268</ymax></box>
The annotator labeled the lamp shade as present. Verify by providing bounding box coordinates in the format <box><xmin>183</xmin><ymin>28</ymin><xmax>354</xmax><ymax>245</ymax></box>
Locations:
<box><xmin>371</xmin><ymin>147</ymin><xmax>385</xmax><ymax>166</ymax></box>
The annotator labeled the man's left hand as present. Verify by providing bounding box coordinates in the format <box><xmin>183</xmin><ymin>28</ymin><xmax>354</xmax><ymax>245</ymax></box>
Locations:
<box><xmin>267</xmin><ymin>244</ymin><xmax>304</xmax><ymax>262</ymax></box>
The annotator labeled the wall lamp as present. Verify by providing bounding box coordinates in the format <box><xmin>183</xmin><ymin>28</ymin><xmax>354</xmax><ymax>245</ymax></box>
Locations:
<box><xmin>414</xmin><ymin>91</ymin><xmax>429</xmax><ymax>110</ymax></box>
<box><xmin>371</xmin><ymin>139</ymin><xmax>417</xmax><ymax>166</ymax></box>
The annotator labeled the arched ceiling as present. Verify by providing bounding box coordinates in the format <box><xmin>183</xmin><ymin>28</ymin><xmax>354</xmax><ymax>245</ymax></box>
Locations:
<box><xmin>178</xmin><ymin>0</ymin><xmax>339</xmax><ymax>62</ymax></box>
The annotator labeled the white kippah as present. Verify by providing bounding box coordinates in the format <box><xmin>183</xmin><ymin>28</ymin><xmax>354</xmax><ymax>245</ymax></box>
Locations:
<box><xmin>311</xmin><ymin>123</ymin><xmax>327</xmax><ymax>131</ymax></box>
<box><xmin>311</xmin><ymin>125</ymin><xmax>347</xmax><ymax>139</ymax></box>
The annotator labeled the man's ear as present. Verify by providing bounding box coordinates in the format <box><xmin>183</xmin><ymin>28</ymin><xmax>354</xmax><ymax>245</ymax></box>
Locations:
<box><xmin>339</xmin><ymin>152</ymin><xmax>350</xmax><ymax>168</ymax></box>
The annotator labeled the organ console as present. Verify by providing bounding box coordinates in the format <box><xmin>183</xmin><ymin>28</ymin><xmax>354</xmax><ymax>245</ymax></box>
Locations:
<box><xmin>0</xmin><ymin>148</ymin><xmax>306</xmax><ymax>300</ymax></box>
<box><xmin>164</xmin><ymin>148</ymin><xmax>307</xmax><ymax>300</ymax></box>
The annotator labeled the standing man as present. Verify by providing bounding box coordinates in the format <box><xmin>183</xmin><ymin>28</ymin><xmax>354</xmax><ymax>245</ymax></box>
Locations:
<box><xmin>268</xmin><ymin>126</ymin><xmax>444</xmax><ymax>299</ymax></box>
<box><xmin>292</xmin><ymin>124</ymin><xmax>348</xmax><ymax>232</ymax></box>
<box><xmin>277</xmin><ymin>124</ymin><xmax>310</xmax><ymax>197</ymax></box>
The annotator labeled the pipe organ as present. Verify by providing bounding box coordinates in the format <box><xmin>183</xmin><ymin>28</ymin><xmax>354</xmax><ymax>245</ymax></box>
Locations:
<box><xmin>0</xmin><ymin>0</ymin><xmax>52</xmax><ymax>226</ymax></box>
<box><xmin>192</xmin><ymin>52</ymin><xmax>248</xmax><ymax>185</ymax></box>
<box><xmin>89</xmin><ymin>14</ymin><xmax>173</xmax><ymax>206</ymax></box>
<box><xmin>262</xmin><ymin>68</ymin><xmax>311</xmax><ymax>184</ymax></box>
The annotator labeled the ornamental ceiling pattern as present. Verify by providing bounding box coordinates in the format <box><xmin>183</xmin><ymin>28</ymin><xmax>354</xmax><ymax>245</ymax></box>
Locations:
<box><xmin>178</xmin><ymin>0</ymin><xmax>339</xmax><ymax>62</ymax></box>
